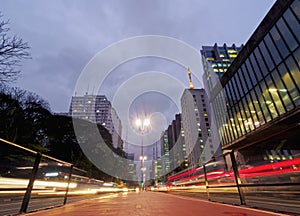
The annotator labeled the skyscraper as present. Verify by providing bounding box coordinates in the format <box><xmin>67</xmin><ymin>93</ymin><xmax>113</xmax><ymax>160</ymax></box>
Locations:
<box><xmin>181</xmin><ymin>88</ymin><xmax>213</xmax><ymax>167</ymax></box>
<box><xmin>201</xmin><ymin>43</ymin><xmax>242</xmax><ymax>94</ymax></box>
<box><xmin>201</xmin><ymin>43</ymin><xmax>242</xmax><ymax>77</ymax></box>
<box><xmin>160</xmin><ymin>130</ymin><xmax>170</xmax><ymax>174</ymax></box>
<box><xmin>160</xmin><ymin>114</ymin><xmax>187</xmax><ymax>173</ymax></box>
<box><xmin>69</xmin><ymin>94</ymin><xmax>122</xmax><ymax>149</ymax></box>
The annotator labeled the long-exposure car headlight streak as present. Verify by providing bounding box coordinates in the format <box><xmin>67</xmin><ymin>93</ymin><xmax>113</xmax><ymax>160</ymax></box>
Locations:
<box><xmin>0</xmin><ymin>177</ymin><xmax>77</xmax><ymax>189</ymax></box>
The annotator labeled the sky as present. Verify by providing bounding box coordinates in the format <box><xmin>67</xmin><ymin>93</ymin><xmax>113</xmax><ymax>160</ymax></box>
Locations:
<box><xmin>1</xmin><ymin>0</ymin><xmax>276</xmax><ymax>159</ymax></box>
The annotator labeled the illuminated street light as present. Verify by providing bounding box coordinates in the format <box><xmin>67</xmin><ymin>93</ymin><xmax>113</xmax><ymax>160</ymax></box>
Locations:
<box><xmin>135</xmin><ymin>117</ymin><xmax>150</xmax><ymax>190</ymax></box>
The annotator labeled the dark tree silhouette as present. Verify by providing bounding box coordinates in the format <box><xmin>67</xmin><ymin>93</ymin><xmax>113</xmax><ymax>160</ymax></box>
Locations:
<box><xmin>0</xmin><ymin>13</ymin><xmax>30</xmax><ymax>83</ymax></box>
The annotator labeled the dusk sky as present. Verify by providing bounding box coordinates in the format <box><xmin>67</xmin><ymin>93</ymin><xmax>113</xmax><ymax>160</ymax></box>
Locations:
<box><xmin>1</xmin><ymin>1</ymin><xmax>276</xmax><ymax>154</ymax></box>
<box><xmin>2</xmin><ymin>0</ymin><xmax>275</xmax><ymax>110</ymax></box>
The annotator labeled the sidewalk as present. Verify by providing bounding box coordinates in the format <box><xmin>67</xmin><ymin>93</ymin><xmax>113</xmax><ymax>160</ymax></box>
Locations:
<box><xmin>24</xmin><ymin>191</ymin><xmax>288</xmax><ymax>216</ymax></box>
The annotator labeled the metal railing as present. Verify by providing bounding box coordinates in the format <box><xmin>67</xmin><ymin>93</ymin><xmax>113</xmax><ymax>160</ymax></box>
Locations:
<box><xmin>0</xmin><ymin>138</ymin><xmax>99</xmax><ymax>215</ymax></box>
<box><xmin>168</xmin><ymin>150</ymin><xmax>300</xmax><ymax>214</ymax></box>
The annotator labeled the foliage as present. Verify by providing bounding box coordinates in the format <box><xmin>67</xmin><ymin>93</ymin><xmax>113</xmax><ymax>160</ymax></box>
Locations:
<box><xmin>0</xmin><ymin>86</ymin><xmax>127</xmax><ymax>181</ymax></box>
<box><xmin>0</xmin><ymin>13</ymin><xmax>30</xmax><ymax>83</ymax></box>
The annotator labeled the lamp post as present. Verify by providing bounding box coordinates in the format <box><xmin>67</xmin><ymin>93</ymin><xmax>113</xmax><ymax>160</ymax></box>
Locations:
<box><xmin>135</xmin><ymin>118</ymin><xmax>150</xmax><ymax>190</ymax></box>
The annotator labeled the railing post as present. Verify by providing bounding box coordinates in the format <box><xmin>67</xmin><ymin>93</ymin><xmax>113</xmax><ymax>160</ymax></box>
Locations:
<box><xmin>230</xmin><ymin>151</ymin><xmax>246</xmax><ymax>205</ymax></box>
<box><xmin>63</xmin><ymin>165</ymin><xmax>74</xmax><ymax>205</ymax></box>
<box><xmin>20</xmin><ymin>152</ymin><xmax>42</xmax><ymax>213</ymax></box>
<box><xmin>203</xmin><ymin>164</ymin><xmax>210</xmax><ymax>201</ymax></box>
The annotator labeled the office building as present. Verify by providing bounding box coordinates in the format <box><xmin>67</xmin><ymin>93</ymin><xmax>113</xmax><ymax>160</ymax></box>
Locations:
<box><xmin>160</xmin><ymin>130</ymin><xmax>171</xmax><ymax>174</ymax></box>
<box><xmin>160</xmin><ymin>114</ymin><xmax>187</xmax><ymax>173</ymax></box>
<box><xmin>69</xmin><ymin>94</ymin><xmax>122</xmax><ymax>149</ymax></box>
<box><xmin>207</xmin><ymin>0</ymin><xmax>300</xmax><ymax>165</ymax></box>
<box><xmin>201</xmin><ymin>43</ymin><xmax>242</xmax><ymax>95</ymax></box>
<box><xmin>181</xmin><ymin>88</ymin><xmax>213</xmax><ymax>167</ymax></box>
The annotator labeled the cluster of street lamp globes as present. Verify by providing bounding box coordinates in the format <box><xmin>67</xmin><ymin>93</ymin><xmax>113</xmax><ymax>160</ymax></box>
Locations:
<box><xmin>135</xmin><ymin>118</ymin><xmax>151</xmax><ymax>190</ymax></box>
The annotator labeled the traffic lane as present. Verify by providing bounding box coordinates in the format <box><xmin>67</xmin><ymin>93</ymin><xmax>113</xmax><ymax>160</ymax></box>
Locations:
<box><xmin>23</xmin><ymin>191</ymin><xmax>287</xmax><ymax>216</ymax></box>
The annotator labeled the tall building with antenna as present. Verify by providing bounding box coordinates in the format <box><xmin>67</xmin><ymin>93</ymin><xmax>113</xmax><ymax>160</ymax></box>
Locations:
<box><xmin>180</xmin><ymin>68</ymin><xmax>214</xmax><ymax>167</ymax></box>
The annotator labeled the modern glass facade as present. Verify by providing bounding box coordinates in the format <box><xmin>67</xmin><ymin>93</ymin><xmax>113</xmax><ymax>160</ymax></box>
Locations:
<box><xmin>209</xmin><ymin>0</ymin><xmax>300</xmax><ymax>150</ymax></box>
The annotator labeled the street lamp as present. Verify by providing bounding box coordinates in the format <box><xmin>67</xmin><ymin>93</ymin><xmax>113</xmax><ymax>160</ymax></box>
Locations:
<box><xmin>135</xmin><ymin>118</ymin><xmax>150</xmax><ymax>190</ymax></box>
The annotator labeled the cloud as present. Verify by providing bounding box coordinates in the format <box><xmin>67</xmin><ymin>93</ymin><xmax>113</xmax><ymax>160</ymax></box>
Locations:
<box><xmin>1</xmin><ymin>0</ymin><xmax>275</xmax><ymax>113</ymax></box>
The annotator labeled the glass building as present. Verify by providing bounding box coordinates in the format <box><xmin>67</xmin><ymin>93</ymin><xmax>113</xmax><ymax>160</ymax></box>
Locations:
<box><xmin>207</xmin><ymin>0</ymin><xmax>300</xmax><ymax>164</ymax></box>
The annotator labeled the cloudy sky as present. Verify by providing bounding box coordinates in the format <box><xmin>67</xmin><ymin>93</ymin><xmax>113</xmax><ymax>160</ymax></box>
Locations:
<box><xmin>2</xmin><ymin>0</ymin><xmax>275</xmax><ymax>110</ymax></box>
<box><xmin>1</xmin><ymin>1</ymin><xmax>276</xmax><ymax>157</ymax></box>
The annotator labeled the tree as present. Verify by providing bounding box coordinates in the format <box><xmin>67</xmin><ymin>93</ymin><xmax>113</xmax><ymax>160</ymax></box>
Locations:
<box><xmin>0</xmin><ymin>13</ymin><xmax>30</xmax><ymax>83</ymax></box>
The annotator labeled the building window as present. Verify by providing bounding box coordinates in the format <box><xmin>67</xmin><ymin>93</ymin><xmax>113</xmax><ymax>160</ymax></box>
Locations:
<box><xmin>271</xmin><ymin>68</ymin><xmax>294</xmax><ymax>111</ymax></box>
<box><xmin>283</xmin><ymin>8</ymin><xmax>300</xmax><ymax>42</ymax></box>
<box><xmin>277</xmin><ymin>18</ymin><xmax>297</xmax><ymax>52</ymax></box>
<box><xmin>237</xmin><ymin>69</ymin><xmax>249</xmax><ymax>94</ymax></box>
<box><xmin>286</xmin><ymin>54</ymin><xmax>300</xmax><ymax>84</ymax></box>
<box><xmin>259</xmin><ymin>41</ymin><xmax>274</xmax><ymax>71</ymax></box>
<box><xmin>264</xmin><ymin>34</ymin><xmax>282</xmax><ymax>66</ymax></box>
<box><xmin>270</xmin><ymin>26</ymin><xmax>289</xmax><ymax>59</ymax></box>
<box><xmin>250</xmin><ymin>54</ymin><xmax>263</xmax><ymax>82</ymax></box>
<box><xmin>279</xmin><ymin>60</ymin><xmax>300</xmax><ymax>106</ymax></box>
<box><xmin>260</xmin><ymin>80</ymin><xmax>278</xmax><ymax>119</ymax></box>
<box><xmin>254</xmin><ymin>47</ymin><xmax>269</xmax><ymax>78</ymax></box>
<box><xmin>265</xmin><ymin>75</ymin><xmax>285</xmax><ymax>115</ymax></box>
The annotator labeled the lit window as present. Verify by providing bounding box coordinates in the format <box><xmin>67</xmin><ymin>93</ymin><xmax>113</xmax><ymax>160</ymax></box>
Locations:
<box><xmin>228</xmin><ymin>49</ymin><xmax>237</xmax><ymax>54</ymax></box>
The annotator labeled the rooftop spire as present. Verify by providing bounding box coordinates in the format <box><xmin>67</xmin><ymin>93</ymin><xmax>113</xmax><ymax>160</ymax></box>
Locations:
<box><xmin>187</xmin><ymin>67</ymin><xmax>194</xmax><ymax>89</ymax></box>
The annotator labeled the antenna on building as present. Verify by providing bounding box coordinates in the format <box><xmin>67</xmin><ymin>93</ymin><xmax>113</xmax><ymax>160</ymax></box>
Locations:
<box><xmin>187</xmin><ymin>67</ymin><xmax>194</xmax><ymax>89</ymax></box>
